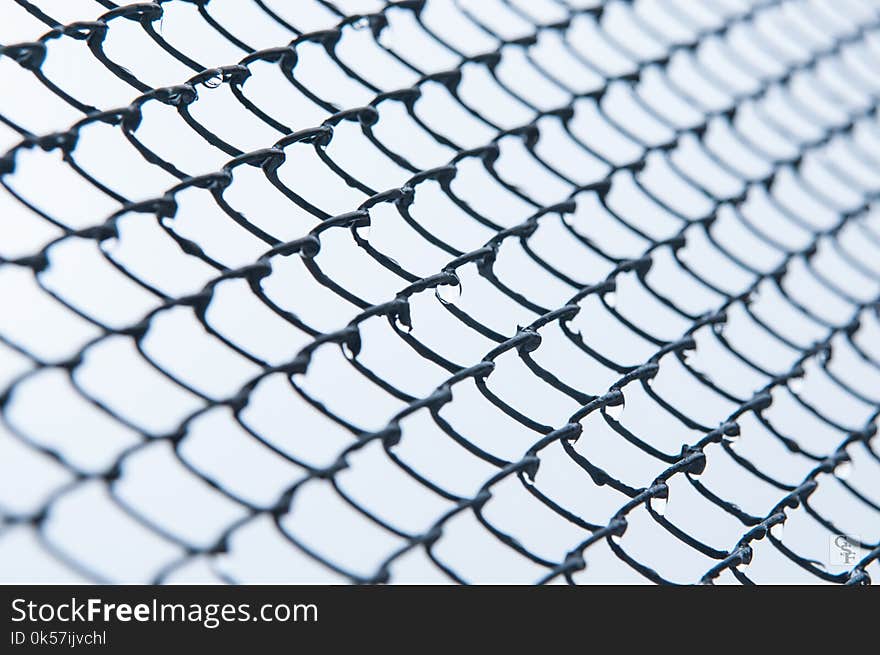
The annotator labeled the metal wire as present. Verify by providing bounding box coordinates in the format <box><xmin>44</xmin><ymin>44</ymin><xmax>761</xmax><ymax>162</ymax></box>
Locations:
<box><xmin>0</xmin><ymin>0</ymin><xmax>879</xmax><ymax>585</ymax></box>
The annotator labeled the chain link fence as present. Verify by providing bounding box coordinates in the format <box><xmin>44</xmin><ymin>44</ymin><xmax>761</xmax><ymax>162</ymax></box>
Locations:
<box><xmin>0</xmin><ymin>0</ymin><xmax>879</xmax><ymax>584</ymax></box>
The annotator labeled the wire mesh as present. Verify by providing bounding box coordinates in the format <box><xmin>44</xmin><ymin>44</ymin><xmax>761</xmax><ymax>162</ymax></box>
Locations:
<box><xmin>0</xmin><ymin>0</ymin><xmax>879</xmax><ymax>585</ymax></box>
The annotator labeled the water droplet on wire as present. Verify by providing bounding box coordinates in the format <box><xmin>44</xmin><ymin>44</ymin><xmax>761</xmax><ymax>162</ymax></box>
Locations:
<box><xmin>341</xmin><ymin>342</ymin><xmax>356</xmax><ymax>360</ymax></box>
<box><xmin>394</xmin><ymin>314</ymin><xmax>413</xmax><ymax>334</ymax></box>
<box><xmin>836</xmin><ymin>460</ymin><xmax>853</xmax><ymax>481</ymax></box>
<box><xmin>203</xmin><ymin>74</ymin><xmax>223</xmax><ymax>89</ymax></box>
<box><xmin>605</xmin><ymin>392</ymin><xmax>625</xmax><ymax>421</ymax></box>
<box><xmin>436</xmin><ymin>280</ymin><xmax>461</xmax><ymax>306</ymax></box>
